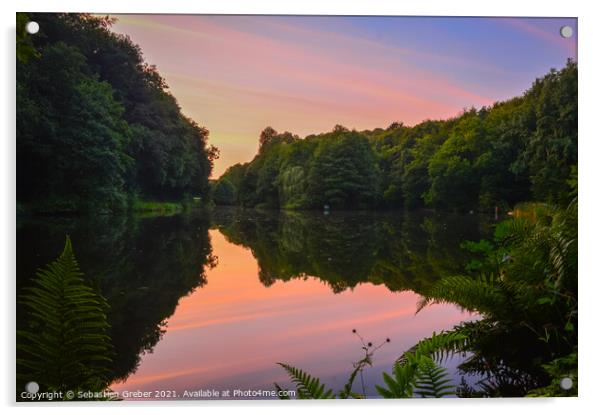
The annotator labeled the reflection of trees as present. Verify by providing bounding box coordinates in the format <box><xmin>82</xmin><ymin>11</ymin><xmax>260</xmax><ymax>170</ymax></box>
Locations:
<box><xmin>455</xmin><ymin>320</ymin><xmax>551</xmax><ymax>397</ymax></box>
<box><xmin>213</xmin><ymin>208</ymin><xmax>558</xmax><ymax>397</ymax></box>
<box><xmin>212</xmin><ymin>208</ymin><xmax>490</xmax><ymax>295</ymax></box>
<box><xmin>17</xmin><ymin>212</ymin><xmax>215</xmax><ymax>383</ymax></box>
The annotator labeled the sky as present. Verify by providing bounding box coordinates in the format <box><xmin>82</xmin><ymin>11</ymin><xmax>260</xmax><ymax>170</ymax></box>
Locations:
<box><xmin>109</xmin><ymin>15</ymin><xmax>577</xmax><ymax>177</ymax></box>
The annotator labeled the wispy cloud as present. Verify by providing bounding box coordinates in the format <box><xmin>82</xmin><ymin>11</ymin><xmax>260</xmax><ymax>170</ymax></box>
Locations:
<box><xmin>109</xmin><ymin>15</ymin><xmax>576</xmax><ymax>176</ymax></box>
<box><xmin>500</xmin><ymin>17</ymin><xmax>576</xmax><ymax>51</ymax></box>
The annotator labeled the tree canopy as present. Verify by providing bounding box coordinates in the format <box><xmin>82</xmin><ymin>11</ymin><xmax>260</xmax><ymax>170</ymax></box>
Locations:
<box><xmin>17</xmin><ymin>13</ymin><xmax>217</xmax><ymax>213</ymax></box>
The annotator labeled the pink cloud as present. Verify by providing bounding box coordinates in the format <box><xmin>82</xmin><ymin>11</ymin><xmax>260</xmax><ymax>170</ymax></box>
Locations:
<box><xmin>108</xmin><ymin>15</ymin><xmax>529</xmax><ymax>176</ymax></box>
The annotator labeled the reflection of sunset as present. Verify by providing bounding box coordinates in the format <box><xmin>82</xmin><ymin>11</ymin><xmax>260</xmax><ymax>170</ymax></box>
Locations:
<box><xmin>111</xmin><ymin>230</ymin><xmax>475</xmax><ymax>397</ymax></box>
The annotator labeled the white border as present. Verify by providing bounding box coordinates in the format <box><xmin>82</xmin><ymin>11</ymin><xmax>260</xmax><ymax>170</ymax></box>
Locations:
<box><xmin>2</xmin><ymin>1</ymin><xmax>601</xmax><ymax>415</ymax></box>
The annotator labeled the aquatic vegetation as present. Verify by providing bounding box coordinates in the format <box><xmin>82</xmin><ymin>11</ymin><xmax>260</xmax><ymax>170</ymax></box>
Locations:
<box><xmin>276</xmin><ymin>330</ymin><xmax>463</xmax><ymax>399</ymax></box>
<box><xmin>276</xmin><ymin>199</ymin><xmax>577</xmax><ymax>397</ymax></box>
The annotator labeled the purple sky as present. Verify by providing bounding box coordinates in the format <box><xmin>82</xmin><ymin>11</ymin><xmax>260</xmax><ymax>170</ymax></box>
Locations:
<box><xmin>109</xmin><ymin>15</ymin><xmax>577</xmax><ymax>176</ymax></box>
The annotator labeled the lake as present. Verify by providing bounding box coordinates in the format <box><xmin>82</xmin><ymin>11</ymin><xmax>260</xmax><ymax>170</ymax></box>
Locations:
<box><xmin>16</xmin><ymin>208</ymin><xmax>492</xmax><ymax>399</ymax></box>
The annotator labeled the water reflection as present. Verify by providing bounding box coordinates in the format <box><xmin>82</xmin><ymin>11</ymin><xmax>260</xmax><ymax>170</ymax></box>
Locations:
<box><xmin>212</xmin><ymin>208</ymin><xmax>490</xmax><ymax>294</ymax></box>
<box><xmin>17</xmin><ymin>209</ymin><xmax>490</xmax><ymax>398</ymax></box>
<box><xmin>17</xmin><ymin>212</ymin><xmax>216</xmax><ymax>383</ymax></box>
<box><xmin>109</xmin><ymin>230</ymin><xmax>475</xmax><ymax>398</ymax></box>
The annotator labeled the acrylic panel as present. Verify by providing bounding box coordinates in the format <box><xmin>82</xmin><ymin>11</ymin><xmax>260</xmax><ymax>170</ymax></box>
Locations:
<box><xmin>16</xmin><ymin>13</ymin><xmax>577</xmax><ymax>401</ymax></box>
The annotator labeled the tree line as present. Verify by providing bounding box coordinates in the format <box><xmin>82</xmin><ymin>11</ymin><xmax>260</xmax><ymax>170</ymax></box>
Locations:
<box><xmin>214</xmin><ymin>60</ymin><xmax>577</xmax><ymax>211</ymax></box>
<box><xmin>17</xmin><ymin>13</ymin><xmax>218</xmax><ymax>213</ymax></box>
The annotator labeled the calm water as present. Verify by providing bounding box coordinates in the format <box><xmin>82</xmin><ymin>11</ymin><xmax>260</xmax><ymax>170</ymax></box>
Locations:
<box><xmin>16</xmin><ymin>208</ymin><xmax>492</xmax><ymax>399</ymax></box>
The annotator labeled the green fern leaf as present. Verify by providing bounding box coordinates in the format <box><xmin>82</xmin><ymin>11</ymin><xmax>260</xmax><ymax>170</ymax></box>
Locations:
<box><xmin>414</xmin><ymin>357</ymin><xmax>455</xmax><ymax>398</ymax></box>
<box><xmin>397</xmin><ymin>330</ymin><xmax>467</xmax><ymax>366</ymax></box>
<box><xmin>277</xmin><ymin>363</ymin><xmax>335</xmax><ymax>399</ymax></box>
<box><xmin>417</xmin><ymin>274</ymin><xmax>505</xmax><ymax>315</ymax></box>
<box><xmin>17</xmin><ymin>236</ymin><xmax>114</xmax><ymax>399</ymax></box>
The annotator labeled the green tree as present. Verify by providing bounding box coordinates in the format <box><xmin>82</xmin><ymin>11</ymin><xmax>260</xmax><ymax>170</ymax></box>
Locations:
<box><xmin>306</xmin><ymin>132</ymin><xmax>379</xmax><ymax>209</ymax></box>
<box><xmin>400</xmin><ymin>123</ymin><xmax>447</xmax><ymax>209</ymax></box>
<box><xmin>16</xmin><ymin>13</ymin><xmax>40</xmax><ymax>63</ymax></box>
<box><xmin>512</xmin><ymin>60</ymin><xmax>577</xmax><ymax>205</ymax></box>
<box><xmin>17</xmin><ymin>13</ymin><xmax>216</xmax><ymax>213</ymax></box>
<box><xmin>212</xmin><ymin>179</ymin><xmax>236</xmax><ymax>205</ymax></box>
<box><xmin>425</xmin><ymin>110</ymin><xmax>484</xmax><ymax>210</ymax></box>
<box><xmin>218</xmin><ymin>163</ymin><xmax>247</xmax><ymax>204</ymax></box>
<box><xmin>213</xmin><ymin>61</ymin><xmax>576</xmax><ymax>212</ymax></box>
<box><xmin>278</xmin><ymin>165</ymin><xmax>306</xmax><ymax>208</ymax></box>
<box><xmin>17</xmin><ymin>41</ymin><xmax>131</xmax><ymax>213</ymax></box>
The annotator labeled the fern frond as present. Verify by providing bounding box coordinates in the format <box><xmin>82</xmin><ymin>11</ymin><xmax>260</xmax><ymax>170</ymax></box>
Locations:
<box><xmin>277</xmin><ymin>363</ymin><xmax>335</xmax><ymax>399</ymax></box>
<box><xmin>17</xmin><ymin>236</ymin><xmax>114</xmax><ymax>398</ymax></box>
<box><xmin>414</xmin><ymin>357</ymin><xmax>455</xmax><ymax>398</ymax></box>
<box><xmin>547</xmin><ymin>232</ymin><xmax>574</xmax><ymax>289</ymax></box>
<box><xmin>375</xmin><ymin>360</ymin><xmax>416</xmax><ymax>398</ymax></box>
<box><xmin>494</xmin><ymin>216</ymin><xmax>536</xmax><ymax>245</ymax></box>
<box><xmin>377</xmin><ymin>330</ymin><xmax>465</xmax><ymax>399</ymax></box>
<box><xmin>397</xmin><ymin>330</ymin><xmax>467</xmax><ymax>366</ymax></box>
<box><xmin>417</xmin><ymin>274</ymin><xmax>505</xmax><ymax>315</ymax></box>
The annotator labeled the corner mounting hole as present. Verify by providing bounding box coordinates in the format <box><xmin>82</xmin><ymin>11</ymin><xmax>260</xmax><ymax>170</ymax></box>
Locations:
<box><xmin>560</xmin><ymin>25</ymin><xmax>573</xmax><ymax>38</ymax></box>
<box><xmin>25</xmin><ymin>21</ymin><xmax>39</xmax><ymax>35</ymax></box>
<box><xmin>560</xmin><ymin>377</ymin><xmax>573</xmax><ymax>390</ymax></box>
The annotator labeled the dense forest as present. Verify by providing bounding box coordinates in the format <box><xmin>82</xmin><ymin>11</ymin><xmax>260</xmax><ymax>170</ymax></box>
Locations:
<box><xmin>17</xmin><ymin>12</ymin><xmax>576</xmax><ymax>214</ymax></box>
<box><xmin>17</xmin><ymin>13</ymin><xmax>218</xmax><ymax>213</ymax></box>
<box><xmin>214</xmin><ymin>61</ymin><xmax>577</xmax><ymax>212</ymax></box>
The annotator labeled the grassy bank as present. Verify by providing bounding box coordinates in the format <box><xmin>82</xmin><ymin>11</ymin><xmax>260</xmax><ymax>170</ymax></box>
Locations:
<box><xmin>132</xmin><ymin>200</ymin><xmax>183</xmax><ymax>214</ymax></box>
<box><xmin>17</xmin><ymin>197</ymin><xmax>205</xmax><ymax>217</ymax></box>
<box><xmin>131</xmin><ymin>197</ymin><xmax>205</xmax><ymax>216</ymax></box>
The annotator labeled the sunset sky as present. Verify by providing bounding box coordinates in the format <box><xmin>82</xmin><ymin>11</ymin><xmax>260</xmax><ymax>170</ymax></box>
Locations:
<box><xmin>109</xmin><ymin>15</ymin><xmax>577</xmax><ymax>177</ymax></box>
